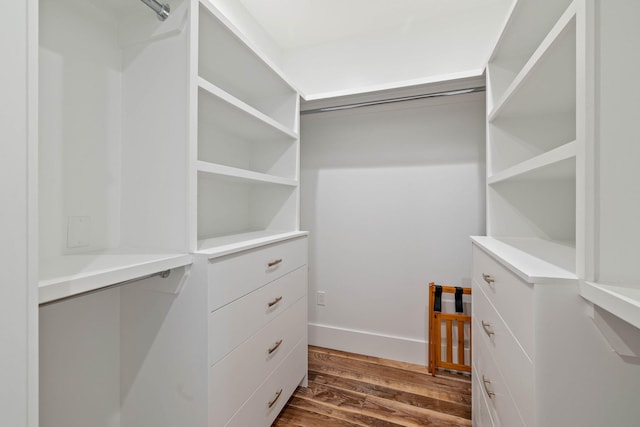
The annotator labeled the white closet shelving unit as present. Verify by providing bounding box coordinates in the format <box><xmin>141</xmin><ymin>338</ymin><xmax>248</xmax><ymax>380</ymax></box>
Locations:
<box><xmin>483</xmin><ymin>0</ymin><xmax>581</xmax><ymax>278</ymax></box>
<box><xmin>192</xmin><ymin>1</ymin><xmax>303</xmax><ymax>257</ymax></box>
<box><xmin>475</xmin><ymin>0</ymin><xmax>640</xmax><ymax>425</ymax></box>
<box><xmin>38</xmin><ymin>0</ymin><xmax>192</xmax><ymax>304</ymax></box>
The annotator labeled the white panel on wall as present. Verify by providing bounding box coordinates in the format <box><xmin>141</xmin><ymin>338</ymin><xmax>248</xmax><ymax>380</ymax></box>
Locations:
<box><xmin>301</xmin><ymin>92</ymin><xmax>485</xmax><ymax>364</ymax></box>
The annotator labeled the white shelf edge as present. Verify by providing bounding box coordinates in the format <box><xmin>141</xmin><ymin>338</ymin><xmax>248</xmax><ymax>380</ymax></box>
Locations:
<box><xmin>580</xmin><ymin>282</ymin><xmax>640</xmax><ymax>330</ymax></box>
<box><xmin>38</xmin><ymin>252</ymin><xmax>193</xmax><ymax>304</ymax></box>
<box><xmin>488</xmin><ymin>2</ymin><xmax>578</xmax><ymax>122</ymax></box>
<box><xmin>488</xmin><ymin>140</ymin><xmax>577</xmax><ymax>184</ymax></box>
<box><xmin>195</xmin><ymin>230</ymin><xmax>309</xmax><ymax>259</ymax></box>
<box><xmin>197</xmin><ymin>0</ymin><xmax>298</xmax><ymax>94</ymax></box>
<box><xmin>471</xmin><ymin>236</ymin><xmax>577</xmax><ymax>284</ymax></box>
<box><xmin>198</xmin><ymin>77</ymin><xmax>298</xmax><ymax>139</ymax></box>
<box><xmin>197</xmin><ymin>160</ymin><xmax>298</xmax><ymax>187</ymax></box>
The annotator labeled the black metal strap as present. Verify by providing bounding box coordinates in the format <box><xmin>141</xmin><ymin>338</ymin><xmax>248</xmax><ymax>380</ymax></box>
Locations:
<box><xmin>455</xmin><ymin>287</ymin><xmax>464</xmax><ymax>313</ymax></box>
<box><xmin>434</xmin><ymin>286</ymin><xmax>443</xmax><ymax>312</ymax></box>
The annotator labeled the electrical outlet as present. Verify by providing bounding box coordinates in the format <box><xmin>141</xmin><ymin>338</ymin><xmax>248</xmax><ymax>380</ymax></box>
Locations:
<box><xmin>316</xmin><ymin>291</ymin><xmax>326</xmax><ymax>306</ymax></box>
<box><xmin>67</xmin><ymin>216</ymin><xmax>90</xmax><ymax>248</ymax></box>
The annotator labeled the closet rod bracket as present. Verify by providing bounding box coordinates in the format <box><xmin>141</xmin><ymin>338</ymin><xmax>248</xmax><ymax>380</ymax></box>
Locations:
<box><xmin>139</xmin><ymin>0</ymin><xmax>171</xmax><ymax>21</ymax></box>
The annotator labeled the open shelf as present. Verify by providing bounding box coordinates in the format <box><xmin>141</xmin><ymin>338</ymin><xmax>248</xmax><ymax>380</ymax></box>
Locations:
<box><xmin>488</xmin><ymin>174</ymin><xmax>576</xmax><ymax>247</ymax></box>
<box><xmin>198</xmin><ymin>1</ymin><xmax>298</xmax><ymax>131</ymax></box>
<box><xmin>192</xmin><ymin>1</ymin><xmax>300</xmax><ymax>253</ymax></box>
<box><xmin>196</xmin><ymin>230</ymin><xmax>308</xmax><ymax>259</ymax></box>
<box><xmin>489</xmin><ymin>6</ymin><xmax>576</xmax><ymax>121</ymax></box>
<box><xmin>39</xmin><ymin>251</ymin><xmax>192</xmax><ymax>304</ymax></box>
<box><xmin>197</xmin><ymin>161</ymin><xmax>297</xmax><ymax>186</ymax></box>
<box><xmin>471</xmin><ymin>236</ymin><xmax>577</xmax><ymax>283</ymax></box>
<box><xmin>198</xmin><ymin>78</ymin><xmax>297</xmax><ymax>140</ymax></box>
<box><xmin>489</xmin><ymin>141</ymin><xmax>576</xmax><ymax>184</ymax></box>
<box><xmin>487</xmin><ymin>0</ymin><xmax>574</xmax><ymax>108</ymax></box>
<box><xmin>580</xmin><ymin>282</ymin><xmax>640</xmax><ymax>330</ymax></box>
<box><xmin>197</xmin><ymin>173</ymin><xmax>298</xmax><ymax>242</ymax></box>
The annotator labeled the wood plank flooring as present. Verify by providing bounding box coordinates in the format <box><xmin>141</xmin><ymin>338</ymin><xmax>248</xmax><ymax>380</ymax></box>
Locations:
<box><xmin>272</xmin><ymin>346</ymin><xmax>472</xmax><ymax>427</ymax></box>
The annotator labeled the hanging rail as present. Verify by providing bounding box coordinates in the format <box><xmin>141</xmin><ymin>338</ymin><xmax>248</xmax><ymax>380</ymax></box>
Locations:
<box><xmin>301</xmin><ymin>86</ymin><xmax>486</xmax><ymax>115</ymax></box>
<box><xmin>140</xmin><ymin>0</ymin><xmax>171</xmax><ymax>21</ymax></box>
<box><xmin>39</xmin><ymin>269</ymin><xmax>172</xmax><ymax>307</ymax></box>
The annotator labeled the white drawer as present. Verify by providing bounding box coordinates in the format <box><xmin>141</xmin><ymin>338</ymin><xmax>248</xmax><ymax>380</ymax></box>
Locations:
<box><xmin>473</xmin><ymin>283</ymin><xmax>534</xmax><ymax>425</ymax></box>
<box><xmin>226</xmin><ymin>337</ymin><xmax>307</xmax><ymax>427</ymax></box>
<box><xmin>473</xmin><ymin>315</ymin><xmax>526</xmax><ymax>427</ymax></box>
<box><xmin>208</xmin><ymin>236</ymin><xmax>307</xmax><ymax>311</ymax></box>
<box><xmin>473</xmin><ymin>366</ymin><xmax>496</xmax><ymax>427</ymax></box>
<box><xmin>472</xmin><ymin>244</ymin><xmax>534</xmax><ymax>357</ymax></box>
<box><xmin>209</xmin><ymin>297</ymin><xmax>306</xmax><ymax>427</ymax></box>
<box><xmin>208</xmin><ymin>265</ymin><xmax>307</xmax><ymax>366</ymax></box>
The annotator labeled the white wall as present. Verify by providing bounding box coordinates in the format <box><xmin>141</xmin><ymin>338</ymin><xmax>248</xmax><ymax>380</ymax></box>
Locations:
<box><xmin>0</xmin><ymin>1</ymin><xmax>38</xmax><ymax>426</ymax></box>
<box><xmin>301</xmin><ymin>92</ymin><xmax>485</xmax><ymax>364</ymax></box>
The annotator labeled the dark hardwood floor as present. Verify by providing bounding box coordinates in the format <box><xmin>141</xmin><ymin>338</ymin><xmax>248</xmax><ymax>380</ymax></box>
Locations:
<box><xmin>272</xmin><ymin>346</ymin><xmax>472</xmax><ymax>427</ymax></box>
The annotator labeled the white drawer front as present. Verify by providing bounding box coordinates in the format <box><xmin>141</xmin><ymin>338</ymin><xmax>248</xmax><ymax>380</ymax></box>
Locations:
<box><xmin>209</xmin><ymin>265</ymin><xmax>307</xmax><ymax>366</ymax></box>
<box><xmin>474</xmin><ymin>316</ymin><xmax>526</xmax><ymax>427</ymax></box>
<box><xmin>208</xmin><ymin>237</ymin><xmax>307</xmax><ymax>311</ymax></box>
<box><xmin>473</xmin><ymin>283</ymin><xmax>534</xmax><ymax>426</ymax></box>
<box><xmin>472</xmin><ymin>244</ymin><xmax>534</xmax><ymax>357</ymax></box>
<box><xmin>226</xmin><ymin>337</ymin><xmax>307</xmax><ymax>427</ymax></box>
<box><xmin>209</xmin><ymin>297</ymin><xmax>306</xmax><ymax>427</ymax></box>
<box><xmin>473</xmin><ymin>366</ymin><xmax>496</xmax><ymax>427</ymax></box>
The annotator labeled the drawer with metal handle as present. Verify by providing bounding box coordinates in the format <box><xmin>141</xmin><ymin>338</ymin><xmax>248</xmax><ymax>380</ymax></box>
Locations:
<box><xmin>208</xmin><ymin>265</ymin><xmax>307</xmax><ymax>366</ymax></box>
<box><xmin>208</xmin><ymin>297</ymin><xmax>306</xmax><ymax>426</ymax></box>
<box><xmin>225</xmin><ymin>338</ymin><xmax>307</xmax><ymax>427</ymax></box>
<box><xmin>473</xmin><ymin>319</ymin><xmax>527</xmax><ymax>427</ymax></box>
<box><xmin>472</xmin><ymin>243</ymin><xmax>534</xmax><ymax>356</ymax></box>
<box><xmin>473</xmin><ymin>281</ymin><xmax>534</xmax><ymax>425</ymax></box>
<box><xmin>207</xmin><ymin>236</ymin><xmax>307</xmax><ymax>311</ymax></box>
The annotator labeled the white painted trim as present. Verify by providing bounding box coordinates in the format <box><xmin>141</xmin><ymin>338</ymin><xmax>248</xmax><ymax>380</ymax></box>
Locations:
<box><xmin>308</xmin><ymin>323</ymin><xmax>427</xmax><ymax>366</ymax></box>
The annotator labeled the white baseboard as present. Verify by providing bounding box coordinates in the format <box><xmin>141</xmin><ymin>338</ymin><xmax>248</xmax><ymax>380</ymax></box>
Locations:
<box><xmin>308</xmin><ymin>323</ymin><xmax>427</xmax><ymax>366</ymax></box>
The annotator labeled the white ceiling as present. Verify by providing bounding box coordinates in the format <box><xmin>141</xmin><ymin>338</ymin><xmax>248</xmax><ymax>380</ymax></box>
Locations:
<box><xmin>238</xmin><ymin>0</ymin><xmax>504</xmax><ymax>50</ymax></box>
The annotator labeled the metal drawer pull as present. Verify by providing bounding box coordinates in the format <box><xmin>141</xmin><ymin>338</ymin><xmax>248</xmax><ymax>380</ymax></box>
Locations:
<box><xmin>268</xmin><ymin>339</ymin><xmax>283</xmax><ymax>354</ymax></box>
<box><xmin>268</xmin><ymin>388</ymin><xmax>283</xmax><ymax>408</ymax></box>
<box><xmin>481</xmin><ymin>321</ymin><xmax>495</xmax><ymax>336</ymax></box>
<box><xmin>268</xmin><ymin>259</ymin><xmax>283</xmax><ymax>268</ymax></box>
<box><xmin>482</xmin><ymin>273</ymin><xmax>495</xmax><ymax>284</ymax></box>
<box><xmin>482</xmin><ymin>375</ymin><xmax>495</xmax><ymax>398</ymax></box>
<box><xmin>267</xmin><ymin>296</ymin><xmax>283</xmax><ymax>307</ymax></box>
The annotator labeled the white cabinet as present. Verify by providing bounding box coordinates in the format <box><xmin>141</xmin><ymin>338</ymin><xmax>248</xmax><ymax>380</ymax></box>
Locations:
<box><xmin>192</xmin><ymin>0</ymin><xmax>301</xmax><ymax>254</ymax></box>
<box><xmin>475</xmin><ymin>0</ymin><xmax>640</xmax><ymax>425</ymax></box>
<box><xmin>196</xmin><ymin>235</ymin><xmax>308</xmax><ymax>427</ymax></box>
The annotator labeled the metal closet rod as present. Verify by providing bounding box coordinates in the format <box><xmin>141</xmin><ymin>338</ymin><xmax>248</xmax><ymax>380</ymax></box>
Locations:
<box><xmin>39</xmin><ymin>269</ymin><xmax>172</xmax><ymax>307</ymax></box>
<box><xmin>139</xmin><ymin>0</ymin><xmax>171</xmax><ymax>21</ymax></box>
<box><xmin>301</xmin><ymin>86</ymin><xmax>486</xmax><ymax>115</ymax></box>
